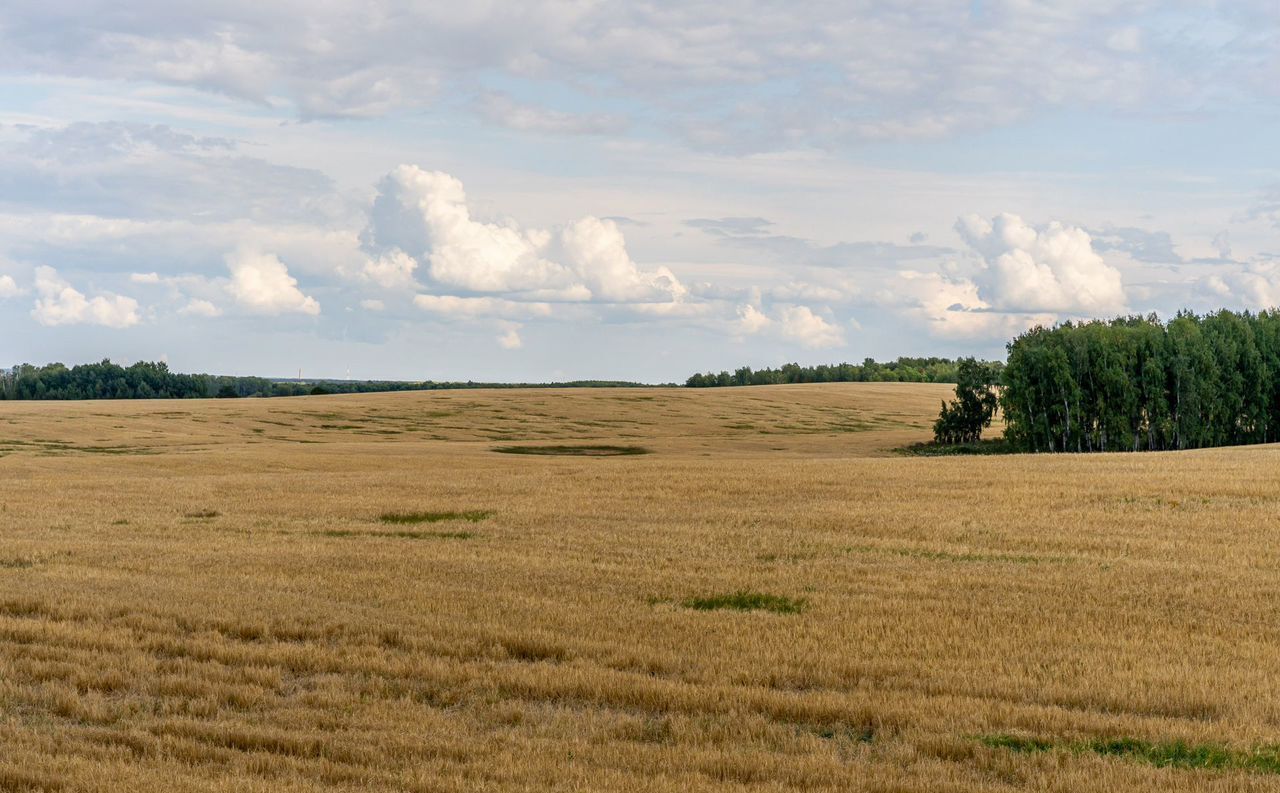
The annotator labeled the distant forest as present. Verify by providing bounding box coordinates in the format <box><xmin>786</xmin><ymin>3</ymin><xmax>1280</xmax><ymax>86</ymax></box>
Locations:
<box><xmin>1001</xmin><ymin>311</ymin><xmax>1280</xmax><ymax>453</ymax></box>
<box><xmin>684</xmin><ymin>357</ymin><xmax>988</xmax><ymax>387</ymax></box>
<box><xmin>0</xmin><ymin>360</ymin><xmax>651</xmax><ymax>400</ymax></box>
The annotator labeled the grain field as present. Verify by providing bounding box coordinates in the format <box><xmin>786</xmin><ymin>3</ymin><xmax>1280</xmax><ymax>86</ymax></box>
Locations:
<box><xmin>2</xmin><ymin>382</ymin><xmax>1280</xmax><ymax>791</ymax></box>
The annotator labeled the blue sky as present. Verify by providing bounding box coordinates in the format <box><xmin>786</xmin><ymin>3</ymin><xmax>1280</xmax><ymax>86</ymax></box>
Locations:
<box><xmin>0</xmin><ymin>1</ymin><xmax>1278</xmax><ymax>381</ymax></box>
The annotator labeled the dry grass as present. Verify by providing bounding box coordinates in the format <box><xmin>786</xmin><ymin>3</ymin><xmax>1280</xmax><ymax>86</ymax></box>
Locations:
<box><xmin>1</xmin><ymin>382</ymin><xmax>1279</xmax><ymax>791</ymax></box>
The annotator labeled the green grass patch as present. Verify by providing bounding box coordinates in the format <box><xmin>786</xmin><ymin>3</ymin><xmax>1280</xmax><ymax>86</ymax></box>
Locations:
<box><xmin>980</xmin><ymin>734</ymin><xmax>1280</xmax><ymax>775</ymax></box>
<box><xmin>493</xmin><ymin>444</ymin><xmax>651</xmax><ymax>456</ymax></box>
<box><xmin>184</xmin><ymin>510</ymin><xmax>220</xmax><ymax>519</ymax></box>
<box><xmin>316</xmin><ymin>529</ymin><xmax>475</xmax><ymax>540</ymax></box>
<box><xmin>849</xmin><ymin>544</ymin><xmax>1060</xmax><ymax>565</ymax></box>
<box><xmin>0</xmin><ymin>440</ymin><xmax>154</xmax><ymax>456</ymax></box>
<box><xmin>72</xmin><ymin>445</ymin><xmax>154</xmax><ymax>455</ymax></box>
<box><xmin>682</xmin><ymin>590</ymin><xmax>806</xmax><ymax>614</ymax></box>
<box><xmin>379</xmin><ymin>510</ymin><xmax>492</xmax><ymax>525</ymax></box>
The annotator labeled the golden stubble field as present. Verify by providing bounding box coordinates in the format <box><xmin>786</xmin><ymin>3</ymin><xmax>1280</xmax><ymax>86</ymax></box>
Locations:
<box><xmin>3</xmin><ymin>382</ymin><xmax>1280</xmax><ymax>792</ymax></box>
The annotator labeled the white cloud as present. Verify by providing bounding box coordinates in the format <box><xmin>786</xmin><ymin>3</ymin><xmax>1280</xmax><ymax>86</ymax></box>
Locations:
<box><xmin>956</xmin><ymin>212</ymin><xmax>1126</xmax><ymax>316</ymax></box>
<box><xmin>497</xmin><ymin>323</ymin><xmax>523</xmax><ymax>350</ymax></box>
<box><xmin>365</xmin><ymin>166</ymin><xmax>686</xmax><ymax>304</ymax></box>
<box><xmin>0</xmin><ymin>4</ymin><xmax>1259</xmax><ymax>149</ymax></box>
<box><xmin>178</xmin><ymin>298</ymin><xmax>222</xmax><ymax>317</ymax></box>
<box><xmin>0</xmin><ymin>275</ymin><xmax>20</xmax><ymax>298</ymax></box>
<box><xmin>1202</xmin><ymin>262</ymin><xmax>1280</xmax><ymax>311</ymax></box>
<box><xmin>1</xmin><ymin>121</ymin><xmax>338</xmax><ymax>225</ymax></box>
<box><xmin>891</xmin><ymin>270</ymin><xmax>1054</xmax><ymax>341</ymax></box>
<box><xmin>225</xmin><ymin>249</ymin><xmax>320</xmax><ymax>315</ymax></box>
<box><xmin>130</xmin><ymin>272</ymin><xmax>162</xmax><ymax>284</ymax></box>
<box><xmin>361</xmin><ymin>249</ymin><xmax>418</xmax><ymax>289</ymax></box>
<box><xmin>558</xmin><ymin>216</ymin><xmax>686</xmax><ymax>302</ymax></box>
<box><xmin>370</xmin><ymin>166</ymin><xmax>564</xmax><ymax>292</ymax></box>
<box><xmin>412</xmin><ymin>294</ymin><xmax>553</xmax><ymax>319</ymax></box>
<box><xmin>360</xmin><ymin>298</ymin><xmax>385</xmax><ymax>311</ymax></box>
<box><xmin>777</xmin><ymin>305</ymin><xmax>845</xmax><ymax>349</ymax></box>
<box><xmin>31</xmin><ymin>266</ymin><xmax>140</xmax><ymax>328</ymax></box>
<box><xmin>735</xmin><ymin>303</ymin><xmax>772</xmax><ymax>335</ymax></box>
<box><xmin>731</xmin><ymin>301</ymin><xmax>844</xmax><ymax>348</ymax></box>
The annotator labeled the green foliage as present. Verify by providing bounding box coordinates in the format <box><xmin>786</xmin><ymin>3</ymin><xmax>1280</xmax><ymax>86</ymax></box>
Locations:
<box><xmin>1001</xmin><ymin>310</ymin><xmax>1280</xmax><ymax>452</ymax></box>
<box><xmin>378</xmin><ymin>510</ymin><xmax>492</xmax><ymax>524</ymax></box>
<box><xmin>932</xmin><ymin>358</ymin><xmax>1000</xmax><ymax>444</ymax></box>
<box><xmin>0</xmin><ymin>360</ymin><xmax>665</xmax><ymax>401</ymax></box>
<box><xmin>0</xmin><ymin>360</ymin><xmax>206</xmax><ymax>400</ymax></box>
<box><xmin>317</xmin><ymin>529</ymin><xmax>476</xmax><ymax>540</ymax></box>
<box><xmin>897</xmin><ymin>439</ymin><xmax>1011</xmax><ymax>456</ymax></box>
<box><xmin>685</xmin><ymin>357</ymin><xmax>998</xmax><ymax>387</ymax></box>
<box><xmin>980</xmin><ymin>733</ymin><xmax>1280</xmax><ymax>775</ymax></box>
<box><xmin>492</xmin><ymin>445</ymin><xmax>651</xmax><ymax>456</ymax></box>
<box><xmin>682</xmin><ymin>591</ymin><xmax>807</xmax><ymax>614</ymax></box>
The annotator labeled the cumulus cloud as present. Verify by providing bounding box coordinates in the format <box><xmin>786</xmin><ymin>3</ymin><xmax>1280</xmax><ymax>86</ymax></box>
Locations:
<box><xmin>732</xmin><ymin>302</ymin><xmax>844</xmax><ymax>348</ymax></box>
<box><xmin>735</xmin><ymin>303</ymin><xmax>772</xmax><ymax>335</ymax></box>
<box><xmin>178</xmin><ymin>298</ymin><xmax>222</xmax><ymax>317</ymax></box>
<box><xmin>0</xmin><ymin>275</ymin><xmax>20</xmax><ymax>298</ymax></box>
<box><xmin>365</xmin><ymin>166</ymin><xmax>686</xmax><ymax>304</ymax></box>
<box><xmin>31</xmin><ymin>266</ymin><xmax>140</xmax><ymax>328</ymax></box>
<box><xmin>559</xmin><ymin>216</ymin><xmax>686</xmax><ymax>302</ymax></box>
<box><xmin>777</xmin><ymin>305</ymin><xmax>845</xmax><ymax>348</ymax></box>
<box><xmin>1203</xmin><ymin>261</ymin><xmax>1280</xmax><ymax>311</ymax></box>
<box><xmin>361</xmin><ymin>249</ymin><xmax>418</xmax><ymax>289</ymax></box>
<box><xmin>368</xmin><ymin>166</ymin><xmax>564</xmax><ymax>293</ymax></box>
<box><xmin>225</xmin><ymin>249</ymin><xmax>320</xmax><ymax>315</ymax></box>
<box><xmin>497</xmin><ymin>323</ymin><xmax>523</xmax><ymax>350</ymax></box>
<box><xmin>956</xmin><ymin>213</ymin><xmax>1126</xmax><ymax>316</ymax></box>
<box><xmin>359</xmin><ymin>298</ymin><xmax>385</xmax><ymax>311</ymax></box>
<box><xmin>890</xmin><ymin>270</ymin><xmax>1054</xmax><ymax>341</ymax></box>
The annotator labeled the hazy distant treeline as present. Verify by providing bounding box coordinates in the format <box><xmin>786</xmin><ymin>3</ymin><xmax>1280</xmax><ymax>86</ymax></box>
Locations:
<box><xmin>0</xmin><ymin>360</ymin><xmax>654</xmax><ymax>400</ymax></box>
<box><xmin>1002</xmin><ymin>311</ymin><xmax>1280</xmax><ymax>452</ymax></box>
<box><xmin>684</xmin><ymin>357</ymin><xmax>989</xmax><ymax>387</ymax></box>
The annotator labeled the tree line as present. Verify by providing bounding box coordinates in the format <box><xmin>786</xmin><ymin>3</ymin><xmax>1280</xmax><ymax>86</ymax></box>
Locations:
<box><xmin>936</xmin><ymin>310</ymin><xmax>1280</xmax><ymax>453</ymax></box>
<box><xmin>0</xmin><ymin>360</ymin><xmax>655</xmax><ymax>400</ymax></box>
<box><xmin>685</xmin><ymin>357</ymin><xmax>992</xmax><ymax>387</ymax></box>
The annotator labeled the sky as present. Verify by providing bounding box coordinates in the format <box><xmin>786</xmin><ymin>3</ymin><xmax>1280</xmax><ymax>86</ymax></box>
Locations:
<box><xmin>0</xmin><ymin>1</ymin><xmax>1278</xmax><ymax>382</ymax></box>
